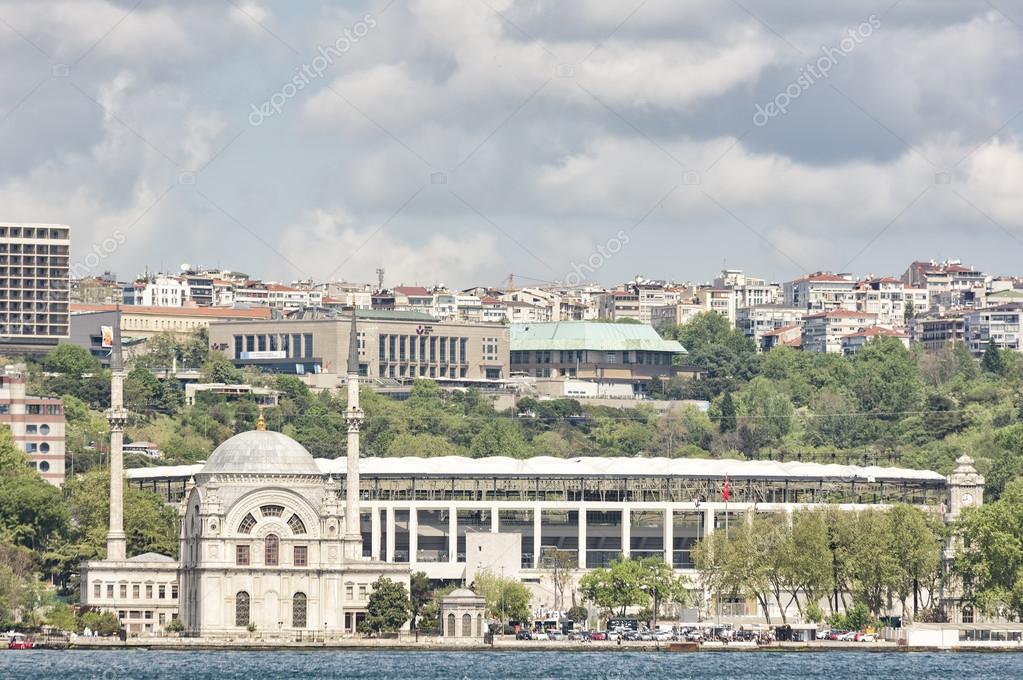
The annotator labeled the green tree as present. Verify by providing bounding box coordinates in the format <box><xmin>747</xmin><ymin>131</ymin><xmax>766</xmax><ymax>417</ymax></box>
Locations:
<box><xmin>361</xmin><ymin>577</ymin><xmax>411</xmax><ymax>634</ymax></box>
<box><xmin>469</xmin><ymin>420</ymin><xmax>528</xmax><ymax>459</ymax></box>
<box><xmin>981</xmin><ymin>339</ymin><xmax>1006</xmax><ymax>375</ymax></box>
<box><xmin>718</xmin><ymin>392</ymin><xmax>737</xmax><ymax>433</ymax></box>
<box><xmin>849</xmin><ymin>336</ymin><xmax>923</xmax><ymax>419</ymax></box>
<box><xmin>42</xmin><ymin>344</ymin><xmax>101</xmax><ymax>376</ymax></box>
<box><xmin>955</xmin><ymin>479</ymin><xmax>1023</xmax><ymax>620</ymax></box>
<box><xmin>578</xmin><ymin>557</ymin><xmax>649</xmax><ymax>617</ymax></box>
<box><xmin>637</xmin><ymin>556</ymin><xmax>690</xmax><ymax>627</ymax></box>
<box><xmin>201</xmin><ymin>352</ymin><xmax>241</xmax><ymax>384</ymax></box>
<box><xmin>887</xmin><ymin>504</ymin><xmax>942</xmax><ymax>619</ymax></box>
<box><xmin>408</xmin><ymin>571</ymin><xmax>432</xmax><ymax>630</ymax></box>
<box><xmin>472</xmin><ymin>570</ymin><xmax>531</xmax><ymax>623</ymax></box>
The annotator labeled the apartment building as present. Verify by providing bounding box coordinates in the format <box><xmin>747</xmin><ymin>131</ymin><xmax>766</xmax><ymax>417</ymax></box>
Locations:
<box><xmin>714</xmin><ymin>269</ymin><xmax>780</xmax><ymax>307</ymax></box>
<box><xmin>903</xmin><ymin>260</ymin><xmax>986</xmax><ymax>310</ymax></box>
<box><xmin>598</xmin><ymin>290</ymin><xmax>641</xmax><ymax>322</ymax></box>
<box><xmin>0</xmin><ymin>366</ymin><xmax>65</xmax><ymax>485</ymax></box>
<box><xmin>963</xmin><ymin>303</ymin><xmax>1023</xmax><ymax>355</ymax></box>
<box><xmin>910</xmin><ymin>314</ymin><xmax>965</xmax><ymax>351</ymax></box>
<box><xmin>208</xmin><ymin>311</ymin><xmax>509</xmax><ymax>386</ymax></box>
<box><xmin>123</xmin><ymin>275</ymin><xmax>186</xmax><ymax>307</ymax></box>
<box><xmin>0</xmin><ymin>222</ymin><xmax>70</xmax><ymax>353</ymax></box>
<box><xmin>801</xmin><ymin>309</ymin><xmax>879</xmax><ymax>353</ymax></box>
<box><xmin>840</xmin><ymin>326</ymin><xmax>910</xmax><ymax>355</ymax></box>
<box><xmin>784</xmin><ymin>273</ymin><xmax>857</xmax><ymax>312</ymax></box>
<box><xmin>736</xmin><ymin>305</ymin><xmax>806</xmax><ymax>350</ymax></box>
<box><xmin>694</xmin><ymin>287</ymin><xmax>737</xmax><ymax>324</ymax></box>
<box><xmin>855</xmin><ymin>277</ymin><xmax>907</xmax><ymax>327</ymax></box>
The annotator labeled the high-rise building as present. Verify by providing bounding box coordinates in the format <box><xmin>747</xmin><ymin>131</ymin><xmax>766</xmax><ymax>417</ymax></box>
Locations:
<box><xmin>0</xmin><ymin>223</ymin><xmax>70</xmax><ymax>352</ymax></box>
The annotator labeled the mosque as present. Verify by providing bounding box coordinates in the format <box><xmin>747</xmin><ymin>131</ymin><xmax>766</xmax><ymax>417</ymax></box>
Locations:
<box><xmin>80</xmin><ymin>315</ymin><xmax>410</xmax><ymax>637</ymax></box>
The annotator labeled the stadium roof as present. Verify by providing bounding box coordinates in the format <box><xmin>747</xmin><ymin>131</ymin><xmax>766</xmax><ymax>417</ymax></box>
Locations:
<box><xmin>127</xmin><ymin>456</ymin><xmax>944</xmax><ymax>484</ymax></box>
<box><xmin>511</xmin><ymin>321</ymin><xmax>686</xmax><ymax>354</ymax></box>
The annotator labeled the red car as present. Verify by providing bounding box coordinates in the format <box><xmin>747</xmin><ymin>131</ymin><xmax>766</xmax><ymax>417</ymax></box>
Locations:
<box><xmin>590</xmin><ymin>632</ymin><xmax>607</xmax><ymax>641</ymax></box>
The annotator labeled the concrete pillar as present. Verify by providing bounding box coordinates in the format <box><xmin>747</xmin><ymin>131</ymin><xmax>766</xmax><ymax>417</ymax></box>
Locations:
<box><xmin>621</xmin><ymin>507</ymin><xmax>631</xmax><ymax>558</ymax></box>
<box><xmin>532</xmin><ymin>507</ymin><xmax>542</xmax><ymax>569</ymax></box>
<box><xmin>448</xmin><ymin>506</ymin><xmax>458</xmax><ymax>564</ymax></box>
<box><xmin>704</xmin><ymin>507</ymin><xmax>715</xmax><ymax>536</ymax></box>
<box><xmin>578</xmin><ymin>509</ymin><xmax>587</xmax><ymax>569</ymax></box>
<box><xmin>409</xmin><ymin>507</ymin><xmax>418</xmax><ymax>565</ymax></box>
<box><xmin>370</xmin><ymin>507</ymin><xmax>381</xmax><ymax>560</ymax></box>
<box><xmin>386</xmin><ymin>506</ymin><xmax>395</xmax><ymax>563</ymax></box>
<box><xmin>491</xmin><ymin>507</ymin><xmax>499</xmax><ymax>533</ymax></box>
<box><xmin>663</xmin><ymin>507</ymin><xmax>673</xmax><ymax>567</ymax></box>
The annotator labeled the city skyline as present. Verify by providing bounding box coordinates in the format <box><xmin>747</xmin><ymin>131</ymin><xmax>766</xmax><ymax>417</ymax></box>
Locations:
<box><xmin>2</xmin><ymin>2</ymin><xmax>1021</xmax><ymax>288</ymax></box>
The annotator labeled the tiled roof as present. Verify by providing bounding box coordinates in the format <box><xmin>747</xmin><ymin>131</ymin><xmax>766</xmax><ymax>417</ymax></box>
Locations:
<box><xmin>804</xmin><ymin>308</ymin><xmax>877</xmax><ymax>320</ymax></box>
<box><xmin>394</xmin><ymin>286</ymin><xmax>431</xmax><ymax>296</ymax></box>
<box><xmin>71</xmin><ymin>303</ymin><xmax>272</xmax><ymax>319</ymax></box>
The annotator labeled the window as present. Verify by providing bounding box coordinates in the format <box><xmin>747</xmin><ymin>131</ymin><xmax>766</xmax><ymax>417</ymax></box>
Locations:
<box><xmin>287</xmin><ymin>514</ymin><xmax>307</xmax><ymax>535</ymax></box>
<box><xmin>962</xmin><ymin>606</ymin><xmax>974</xmax><ymax>624</ymax></box>
<box><xmin>265</xmin><ymin>534</ymin><xmax>279</xmax><ymax>566</ymax></box>
<box><xmin>292</xmin><ymin>593</ymin><xmax>307</xmax><ymax>628</ymax></box>
<box><xmin>159</xmin><ymin>585</ymin><xmax>166</xmax><ymax>599</ymax></box>
<box><xmin>447</xmin><ymin>613</ymin><xmax>456</xmax><ymax>637</ymax></box>
<box><xmin>462</xmin><ymin>613</ymin><xmax>472</xmax><ymax>637</ymax></box>
<box><xmin>235</xmin><ymin>591</ymin><xmax>250</xmax><ymax>627</ymax></box>
<box><xmin>40</xmin><ymin>443</ymin><xmax>49</xmax><ymax>453</ymax></box>
<box><xmin>358</xmin><ymin>584</ymin><xmax>367</xmax><ymax>600</ymax></box>
<box><xmin>171</xmin><ymin>584</ymin><xmax>178</xmax><ymax>599</ymax></box>
<box><xmin>260</xmin><ymin>505</ymin><xmax>284</xmax><ymax>518</ymax></box>
<box><xmin>93</xmin><ymin>582</ymin><xmax>101</xmax><ymax>598</ymax></box>
<box><xmin>26</xmin><ymin>424</ymin><xmax>37</xmax><ymax>434</ymax></box>
<box><xmin>238</xmin><ymin>513</ymin><xmax>257</xmax><ymax>534</ymax></box>
<box><xmin>293</xmin><ymin>546</ymin><xmax>307</xmax><ymax>567</ymax></box>
<box><xmin>133</xmin><ymin>584</ymin><xmax>140</xmax><ymax>599</ymax></box>
<box><xmin>39</xmin><ymin>461</ymin><xmax>50</xmax><ymax>472</ymax></box>
<box><xmin>236</xmin><ymin>544</ymin><xmax>250</xmax><ymax>566</ymax></box>
<box><xmin>145</xmin><ymin>584</ymin><xmax>153</xmax><ymax>599</ymax></box>
<box><xmin>107</xmin><ymin>584</ymin><xmax>114</xmax><ymax>598</ymax></box>
<box><xmin>345</xmin><ymin>583</ymin><xmax>354</xmax><ymax>600</ymax></box>
<box><xmin>120</xmin><ymin>584</ymin><xmax>127</xmax><ymax>598</ymax></box>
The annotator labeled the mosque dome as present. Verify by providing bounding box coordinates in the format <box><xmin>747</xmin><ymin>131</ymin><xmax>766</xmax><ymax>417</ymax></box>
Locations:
<box><xmin>200</xmin><ymin>430</ymin><xmax>322</xmax><ymax>476</ymax></box>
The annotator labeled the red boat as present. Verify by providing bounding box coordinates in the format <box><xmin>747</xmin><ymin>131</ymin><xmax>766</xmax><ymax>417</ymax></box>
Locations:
<box><xmin>8</xmin><ymin>635</ymin><xmax>33</xmax><ymax>649</ymax></box>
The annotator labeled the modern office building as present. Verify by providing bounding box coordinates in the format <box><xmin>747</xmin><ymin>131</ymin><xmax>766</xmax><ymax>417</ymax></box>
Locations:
<box><xmin>0</xmin><ymin>222</ymin><xmax>70</xmax><ymax>353</ymax></box>
<box><xmin>207</xmin><ymin>310</ymin><xmax>509</xmax><ymax>387</ymax></box>
<box><xmin>0</xmin><ymin>365</ymin><xmax>66</xmax><ymax>485</ymax></box>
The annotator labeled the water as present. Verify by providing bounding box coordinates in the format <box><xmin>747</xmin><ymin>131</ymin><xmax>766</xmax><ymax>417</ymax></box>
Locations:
<box><xmin>1</xmin><ymin>650</ymin><xmax>1020</xmax><ymax>680</ymax></box>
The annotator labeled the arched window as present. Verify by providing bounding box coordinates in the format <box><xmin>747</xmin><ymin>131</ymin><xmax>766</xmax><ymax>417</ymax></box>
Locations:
<box><xmin>293</xmin><ymin>592</ymin><xmax>307</xmax><ymax>628</ymax></box>
<box><xmin>476</xmin><ymin>614</ymin><xmax>483</xmax><ymax>637</ymax></box>
<box><xmin>235</xmin><ymin>591</ymin><xmax>250</xmax><ymax>627</ymax></box>
<box><xmin>287</xmin><ymin>514</ymin><xmax>307</xmax><ymax>535</ymax></box>
<box><xmin>962</xmin><ymin>606</ymin><xmax>974</xmax><ymax>624</ymax></box>
<box><xmin>238</xmin><ymin>513</ymin><xmax>257</xmax><ymax>534</ymax></box>
<box><xmin>446</xmin><ymin>613</ymin><xmax>455</xmax><ymax>637</ymax></box>
<box><xmin>260</xmin><ymin>505</ymin><xmax>284</xmax><ymax>518</ymax></box>
<box><xmin>462</xmin><ymin>613</ymin><xmax>472</xmax><ymax>637</ymax></box>
<box><xmin>265</xmin><ymin>534</ymin><xmax>279</xmax><ymax>566</ymax></box>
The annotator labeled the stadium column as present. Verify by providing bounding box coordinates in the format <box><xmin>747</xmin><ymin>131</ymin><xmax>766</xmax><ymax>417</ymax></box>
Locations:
<box><xmin>371</xmin><ymin>508</ymin><xmax>381</xmax><ymax>560</ymax></box>
<box><xmin>703</xmin><ymin>507</ymin><xmax>715</xmax><ymax>536</ymax></box>
<box><xmin>409</xmin><ymin>507</ymin><xmax>418</xmax><ymax>565</ymax></box>
<box><xmin>532</xmin><ymin>507</ymin><xmax>542</xmax><ymax>569</ymax></box>
<box><xmin>490</xmin><ymin>507</ymin><xmax>499</xmax><ymax>533</ymax></box>
<box><xmin>385</xmin><ymin>507</ymin><xmax>395</xmax><ymax>563</ymax></box>
<box><xmin>577</xmin><ymin>509</ymin><xmax>587</xmax><ymax>569</ymax></box>
<box><xmin>621</xmin><ymin>508</ymin><xmax>630</xmax><ymax>558</ymax></box>
<box><xmin>448</xmin><ymin>506</ymin><xmax>458</xmax><ymax>564</ymax></box>
<box><xmin>663</xmin><ymin>508</ymin><xmax>673</xmax><ymax>567</ymax></box>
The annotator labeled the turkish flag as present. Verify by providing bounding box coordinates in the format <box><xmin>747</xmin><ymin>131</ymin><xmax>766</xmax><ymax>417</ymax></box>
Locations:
<box><xmin>722</xmin><ymin>475</ymin><xmax>730</xmax><ymax>502</ymax></box>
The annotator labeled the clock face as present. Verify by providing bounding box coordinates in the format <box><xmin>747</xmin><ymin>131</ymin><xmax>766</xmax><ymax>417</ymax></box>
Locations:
<box><xmin>961</xmin><ymin>493</ymin><xmax>974</xmax><ymax>505</ymax></box>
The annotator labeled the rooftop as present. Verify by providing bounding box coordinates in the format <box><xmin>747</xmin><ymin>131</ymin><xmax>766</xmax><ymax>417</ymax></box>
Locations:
<box><xmin>71</xmin><ymin>303</ymin><xmax>272</xmax><ymax>319</ymax></box>
<box><xmin>511</xmin><ymin>321</ymin><xmax>686</xmax><ymax>353</ymax></box>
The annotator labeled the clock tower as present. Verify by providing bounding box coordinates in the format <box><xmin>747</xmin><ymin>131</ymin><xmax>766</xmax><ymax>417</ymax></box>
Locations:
<box><xmin>946</xmin><ymin>454</ymin><xmax>984</xmax><ymax>519</ymax></box>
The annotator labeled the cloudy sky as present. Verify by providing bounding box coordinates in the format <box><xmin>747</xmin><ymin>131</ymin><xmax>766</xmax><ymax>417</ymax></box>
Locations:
<box><xmin>2</xmin><ymin>1</ymin><xmax>1021</xmax><ymax>288</ymax></box>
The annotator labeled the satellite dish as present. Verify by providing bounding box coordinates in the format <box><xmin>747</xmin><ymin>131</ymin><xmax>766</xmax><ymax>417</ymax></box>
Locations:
<box><xmin>180</xmin><ymin>263</ymin><xmax>191</xmax><ymax>272</ymax></box>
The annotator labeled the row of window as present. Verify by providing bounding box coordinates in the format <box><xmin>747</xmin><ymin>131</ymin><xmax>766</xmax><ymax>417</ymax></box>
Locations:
<box><xmin>233</xmin><ymin>333</ymin><xmax>316</xmax><ymax>359</ymax></box>
<box><xmin>380</xmin><ymin>363</ymin><xmax>468</xmax><ymax>379</ymax></box>
<box><xmin>510</xmin><ymin>350</ymin><xmax>672</xmax><ymax>366</ymax></box>
<box><xmin>378</xmin><ymin>334</ymin><xmax>468</xmax><ymax>364</ymax></box>
<box><xmin>94</xmin><ymin>582</ymin><xmax>178</xmax><ymax>601</ymax></box>
<box><xmin>237</xmin><ymin>508</ymin><xmax>306</xmax><ymax>535</ymax></box>
<box><xmin>235</xmin><ymin>538</ymin><xmax>308</xmax><ymax>567</ymax></box>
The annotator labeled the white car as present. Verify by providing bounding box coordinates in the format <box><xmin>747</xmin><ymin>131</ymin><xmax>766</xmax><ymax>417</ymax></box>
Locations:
<box><xmin>653</xmin><ymin>630</ymin><xmax>674</xmax><ymax>641</ymax></box>
<box><xmin>838</xmin><ymin>631</ymin><xmax>858</xmax><ymax>641</ymax></box>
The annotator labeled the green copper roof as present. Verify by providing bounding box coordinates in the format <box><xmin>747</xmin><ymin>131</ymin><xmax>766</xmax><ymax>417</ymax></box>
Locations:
<box><xmin>511</xmin><ymin>321</ymin><xmax>686</xmax><ymax>353</ymax></box>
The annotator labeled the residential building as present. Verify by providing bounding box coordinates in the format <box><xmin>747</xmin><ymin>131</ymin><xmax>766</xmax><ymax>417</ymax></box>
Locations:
<box><xmin>123</xmin><ymin>275</ymin><xmax>187</xmax><ymax>307</ymax></box>
<box><xmin>801</xmin><ymin>309</ymin><xmax>879</xmax><ymax>354</ymax></box>
<box><xmin>903</xmin><ymin>260</ymin><xmax>986</xmax><ymax>310</ymax></box>
<box><xmin>736</xmin><ymin>305</ymin><xmax>806</xmax><ymax>350</ymax></box>
<box><xmin>695</xmin><ymin>287</ymin><xmax>737</xmax><ymax>324</ymax></box>
<box><xmin>70</xmin><ymin>303</ymin><xmax>272</xmax><ymax>340</ymax></box>
<box><xmin>910</xmin><ymin>314</ymin><xmax>965</xmax><ymax>351</ymax></box>
<box><xmin>855</xmin><ymin>277</ymin><xmax>907</xmax><ymax>327</ymax></box>
<box><xmin>0</xmin><ymin>366</ymin><xmax>65</xmax><ymax>485</ymax></box>
<box><xmin>509</xmin><ymin>321</ymin><xmax>687</xmax><ymax>395</ymax></box>
<box><xmin>598</xmin><ymin>290</ymin><xmax>641</xmax><ymax>322</ymax></box>
<box><xmin>784</xmin><ymin>272</ymin><xmax>857</xmax><ymax>312</ymax></box>
<box><xmin>0</xmin><ymin>222</ymin><xmax>70</xmax><ymax>353</ymax></box>
<box><xmin>760</xmin><ymin>324</ymin><xmax>802</xmax><ymax>352</ymax></box>
<box><xmin>207</xmin><ymin>310</ymin><xmax>509</xmax><ymax>387</ymax></box>
<box><xmin>840</xmin><ymin>326</ymin><xmax>910</xmax><ymax>355</ymax></box>
<box><xmin>963</xmin><ymin>303</ymin><xmax>1023</xmax><ymax>355</ymax></box>
<box><xmin>714</xmin><ymin>269</ymin><xmax>780</xmax><ymax>307</ymax></box>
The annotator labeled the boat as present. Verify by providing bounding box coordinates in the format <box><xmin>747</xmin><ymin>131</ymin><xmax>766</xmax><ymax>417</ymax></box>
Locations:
<box><xmin>8</xmin><ymin>633</ymin><xmax>34</xmax><ymax>650</ymax></box>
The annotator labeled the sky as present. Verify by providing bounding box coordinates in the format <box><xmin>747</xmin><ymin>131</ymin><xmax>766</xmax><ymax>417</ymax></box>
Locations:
<box><xmin>1</xmin><ymin>0</ymin><xmax>1022</xmax><ymax>290</ymax></box>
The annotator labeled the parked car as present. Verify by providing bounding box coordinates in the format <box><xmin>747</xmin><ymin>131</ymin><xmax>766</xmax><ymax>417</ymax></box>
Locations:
<box><xmin>653</xmin><ymin>630</ymin><xmax>674</xmax><ymax>641</ymax></box>
<box><xmin>515</xmin><ymin>631</ymin><xmax>532</xmax><ymax>640</ymax></box>
<box><xmin>827</xmin><ymin>630</ymin><xmax>847</xmax><ymax>640</ymax></box>
<box><xmin>838</xmin><ymin>631</ymin><xmax>858</xmax><ymax>641</ymax></box>
<box><xmin>816</xmin><ymin>629</ymin><xmax>831</xmax><ymax>640</ymax></box>
<box><xmin>547</xmin><ymin>630</ymin><xmax>564</xmax><ymax>641</ymax></box>
<box><xmin>590</xmin><ymin>631</ymin><xmax>607</xmax><ymax>641</ymax></box>
<box><xmin>606</xmin><ymin>630</ymin><xmax>621</xmax><ymax>641</ymax></box>
<box><xmin>856</xmin><ymin>632</ymin><xmax>877</xmax><ymax>642</ymax></box>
